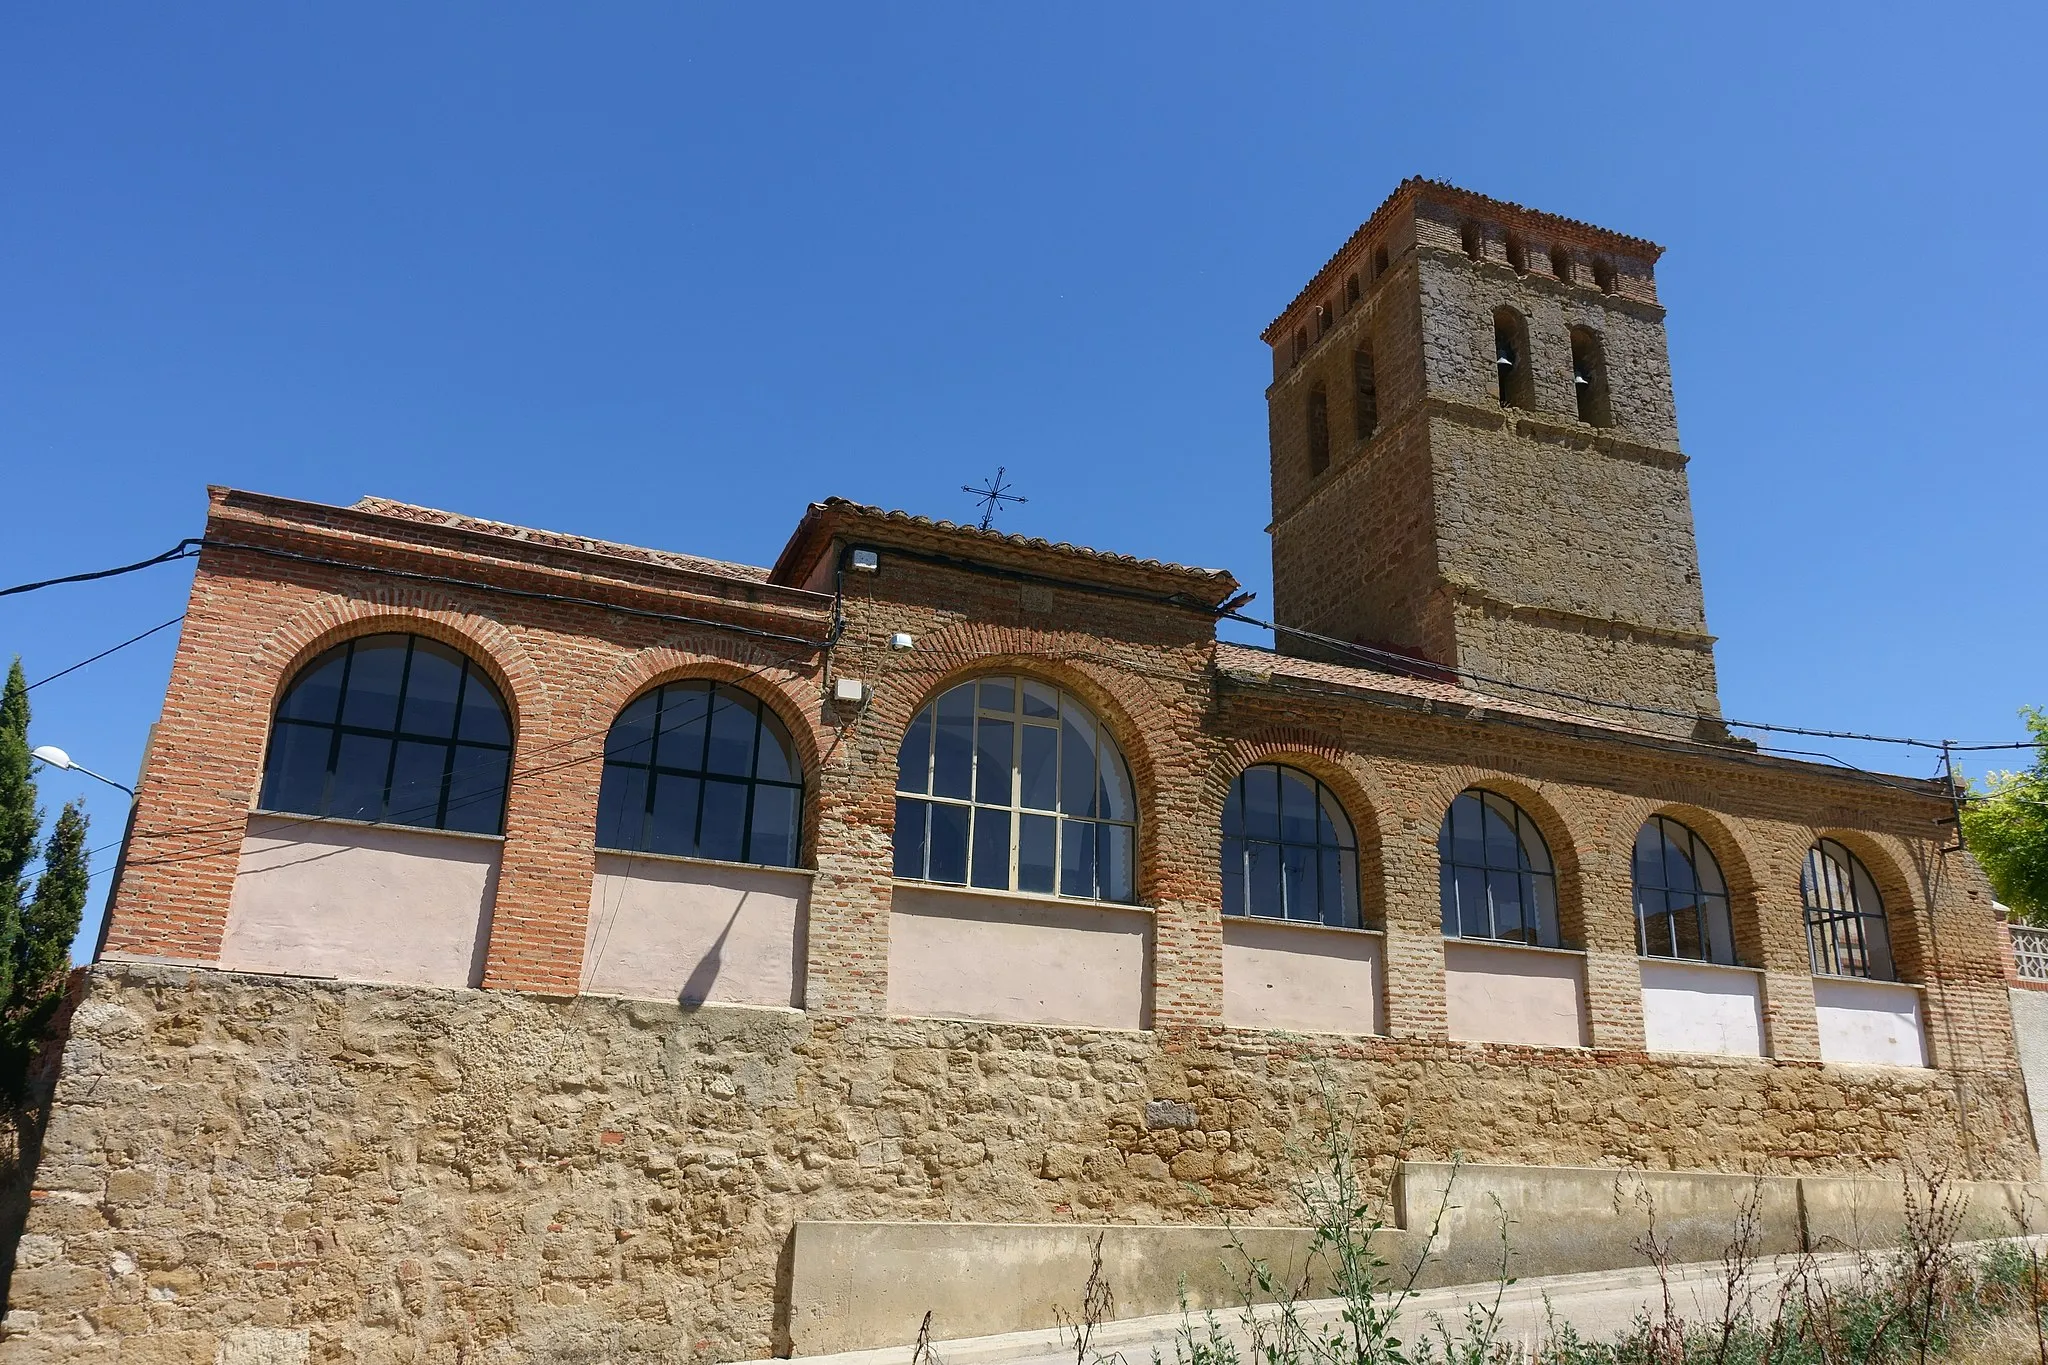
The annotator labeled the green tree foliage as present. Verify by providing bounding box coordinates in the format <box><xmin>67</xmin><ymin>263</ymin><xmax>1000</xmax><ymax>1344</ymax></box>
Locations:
<box><xmin>0</xmin><ymin>659</ymin><xmax>93</xmax><ymax>1097</ymax></box>
<box><xmin>1961</xmin><ymin>707</ymin><xmax>2048</xmax><ymax>925</ymax></box>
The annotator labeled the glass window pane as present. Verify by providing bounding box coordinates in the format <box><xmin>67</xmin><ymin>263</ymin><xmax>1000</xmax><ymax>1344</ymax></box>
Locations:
<box><xmin>894</xmin><ymin>798</ymin><xmax>929</xmax><ymax>878</ymax></box>
<box><xmin>1339</xmin><ymin>850</ymin><xmax>1359</xmax><ymax>927</ymax></box>
<box><xmin>896</xmin><ymin>709</ymin><xmax>933</xmax><ymax>794</ymax></box>
<box><xmin>1319</xmin><ymin>847</ymin><xmax>1342</xmax><ymax>924</ymax></box>
<box><xmin>1280</xmin><ymin>770</ymin><xmax>1317</xmax><ymax>845</ymax></box>
<box><xmin>1489</xmin><ymin>869</ymin><xmax>1527</xmax><ymax>941</ymax></box>
<box><xmin>597</xmin><ymin>764</ymin><xmax>650</xmax><ymax>850</ymax></box>
<box><xmin>1440</xmin><ymin>861</ymin><xmax>1456</xmax><ymax>934</ymax></box>
<box><xmin>398</xmin><ymin>641</ymin><xmax>464</xmax><ymax>739</ymax></box>
<box><xmin>1449</xmin><ymin>794</ymin><xmax>1483</xmax><ymax>868</ymax></box>
<box><xmin>1662</xmin><ymin>829</ymin><xmax>1697</xmax><ymax>897</ymax></box>
<box><xmin>1222</xmin><ymin>781</ymin><xmax>1245</xmax><ymax>838</ymax></box>
<box><xmin>277</xmin><ymin>648</ymin><xmax>347</xmax><ymax>724</ymax></box>
<box><xmin>971</xmin><ymin>807</ymin><xmax>1011</xmax><ymax>890</ymax></box>
<box><xmin>647</xmin><ymin>773</ymin><xmax>702</xmax><ymax>856</ymax></box>
<box><xmin>456</xmin><ymin>667</ymin><xmax>512</xmax><ymax>746</ymax></box>
<box><xmin>1704</xmin><ymin>895</ymin><xmax>1735</xmax><ymax>965</ymax></box>
<box><xmin>607</xmin><ymin>692</ymin><xmax>659</xmax><ymax>764</ymax></box>
<box><xmin>933</xmin><ymin>687</ymin><xmax>975</xmax><ymax>799</ymax></box>
<box><xmin>386</xmin><ymin>740</ymin><xmax>448</xmax><ymax>827</ymax></box>
<box><xmin>928</xmin><ymin>802</ymin><xmax>969</xmax><ymax>884</ymax></box>
<box><xmin>1097</xmin><ymin>747</ymin><xmax>1134</xmax><ymax>822</ymax></box>
<box><xmin>1018</xmin><ymin>813</ymin><xmax>1056</xmax><ymax>893</ymax></box>
<box><xmin>1863</xmin><ymin>912</ymin><xmax>1896</xmax><ymax>981</ymax></box>
<box><xmin>1633</xmin><ymin>824</ymin><xmax>1663</xmax><ymax>891</ymax></box>
<box><xmin>444</xmin><ymin>744</ymin><xmax>509</xmax><ymax>835</ymax></box>
<box><xmin>756</xmin><ymin>708</ymin><xmax>798</xmax><ymax>783</ymax></box>
<box><xmin>655</xmin><ymin>684</ymin><xmax>711</xmax><ymax>772</ymax></box>
<box><xmin>1059</xmin><ymin>712</ymin><xmax>1097</xmax><ymax>817</ymax></box>
<box><xmin>1247</xmin><ymin>840</ymin><xmax>1282</xmax><ymax>918</ymax></box>
<box><xmin>329</xmin><ymin>733</ymin><xmax>392</xmax><ymax>821</ymax></box>
<box><xmin>1455</xmin><ymin>867</ymin><xmax>1490</xmax><ymax>938</ymax></box>
<box><xmin>1098</xmin><ymin>824</ymin><xmax>1133</xmax><ymax>903</ymax></box>
<box><xmin>978</xmin><ymin>678</ymin><xmax>1015</xmax><ymax>713</ymax></box>
<box><xmin>1021</xmin><ymin>680</ymin><xmax>1059</xmax><ymax>718</ymax></box>
<box><xmin>1019</xmin><ymin>725</ymin><xmax>1058</xmax><ymax>810</ymax></box>
<box><xmin>260</xmin><ymin>722</ymin><xmax>332</xmax><ymax>815</ymax></box>
<box><xmin>1532</xmin><ymin>873</ymin><xmax>1560</xmax><ymax>946</ymax></box>
<box><xmin>698</xmin><ymin>778</ymin><xmax>749</xmax><ymax>861</ymax></box>
<box><xmin>1222</xmin><ymin>837</ymin><xmax>1246</xmax><ymax>917</ymax></box>
<box><xmin>339</xmin><ymin>638</ymin><xmax>407</xmax><ymax>731</ymax></box>
<box><xmin>1482</xmin><ymin>801</ymin><xmax>1521</xmax><ymax>871</ymax></box>
<box><xmin>750</xmin><ymin>785</ymin><xmax>799</xmax><ymax>867</ymax></box>
<box><xmin>1244</xmin><ymin>766</ymin><xmax>1281</xmax><ymax>841</ymax></box>
<box><xmin>975</xmin><ymin>718</ymin><xmax>1014</xmax><ymax>805</ymax></box>
<box><xmin>705</xmin><ymin>688</ymin><xmax>759</xmax><ymax>777</ymax></box>
<box><xmin>1283</xmin><ymin>843</ymin><xmax>1317</xmax><ymax>921</ymax></box>
<box><xmin>1060</xmin><ymin>818</ymin><xmax>1097</xmax><ymax>898</ymax></box>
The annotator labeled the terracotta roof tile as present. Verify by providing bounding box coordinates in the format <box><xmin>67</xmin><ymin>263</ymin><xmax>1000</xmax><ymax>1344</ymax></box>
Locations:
<box><xmin>351</xmin><ymin>496</ymin><xmax>773</xmax><ymax>584</ymax></box>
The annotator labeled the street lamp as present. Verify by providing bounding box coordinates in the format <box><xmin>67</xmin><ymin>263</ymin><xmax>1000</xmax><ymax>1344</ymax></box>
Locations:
<box><xmin>30</xmin><ymin>745</ymin><xmax>135</xmax><ymax>798</ymax></box>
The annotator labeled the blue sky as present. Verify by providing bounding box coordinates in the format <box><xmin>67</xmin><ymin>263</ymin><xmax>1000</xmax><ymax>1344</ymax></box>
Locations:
<box><xmin>4</xmin><ymin>4</ymin><xmax>2043</xmax><ymax>958</ymax></box>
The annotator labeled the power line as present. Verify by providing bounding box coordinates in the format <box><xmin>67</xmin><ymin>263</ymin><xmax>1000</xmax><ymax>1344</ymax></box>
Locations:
<box><xmin>0</xmin><ymin>539</ymin><xmax>201</xmax><ymax>599</ymax></box>
<box><xmin>27</xmin><ymin>615</ymin><xmax>185</xmax><ymax>691</ymax></box>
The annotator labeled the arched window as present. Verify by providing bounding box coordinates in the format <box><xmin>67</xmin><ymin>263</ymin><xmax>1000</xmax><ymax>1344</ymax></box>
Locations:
<box><xmin>1438</xmin><ymin>789</ymin><xmax>1559</xmax><ymax>946</ymax></box>
<box><xmin>894</xmin><ymin>676</ymin><xmax>1135</xmax><ymax>902</ymax></box>
<box><xmin>1570</xmin><ymin>326</ymin><xmax>1612</xmax><ymax>427</ymax></box>
<box><xmin>1461</xmin><ymin>222</ymin><xmax>1485</xmax><ymax>262</ymax></box>
<box><xmin>1803</xmin><ymin>839</ymin><xmax>1895</xmax><ymax>979</ymax></box>
<box><xmin>596</xmin><ymin>680</ymin><xmax>803</xmax><ymax>866</ymax></box>
<box><xmin>1306</xmin><ymin>385</ymin><xmax>1331</xmax><ymax>475</ymax></box>
<box><xmin>1352</xmin><ymin>347</ymin><xmax>1378</xmax><ymax>440</ymax></box>
<box><xmin>1345</xmin><ymin>273</ymin><xmax>1361</xmax><ymax>308</ymax></box>
<box><xmin>1221</xmin><ymin>765</ymin><xmax>1359</xmax><ymax>926</ymax></box>
<box><xmin>1494</xmin><ymin>308</ymin><xmax>1533</xmax><ymax>409</ymax></box>
<box><xmin>259</xmin><ymin>633</ymin><xmax>512</xmax><ymax>835</ymax></box>
<box><xmin>1633</xmin><ymin>817</ymin><xmax>1734</xmax><ymax>962</ymax></box>
<box><xmin>1548</xmin><ymin>246</ymin><xmax>1574</xmax><ymax>284</ymax></box>
<box><xmin>1373</xmin><ymin>244</ymin><xmax>1390</xmax><ymax>277</ymax></box>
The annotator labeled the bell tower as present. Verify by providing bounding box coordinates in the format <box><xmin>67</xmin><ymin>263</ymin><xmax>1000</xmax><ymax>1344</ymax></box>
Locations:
<box><xmin>1263</xmin><ymin>179</ymin><xmax>1722</xmax><ymax>739</ymax></box>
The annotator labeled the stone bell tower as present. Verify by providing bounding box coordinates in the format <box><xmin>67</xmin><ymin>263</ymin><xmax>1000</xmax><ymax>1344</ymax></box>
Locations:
<box><xmin>1263</xmin><ymin>178</ymin><xmax>1722</xmax><ymax>739</ymax></box>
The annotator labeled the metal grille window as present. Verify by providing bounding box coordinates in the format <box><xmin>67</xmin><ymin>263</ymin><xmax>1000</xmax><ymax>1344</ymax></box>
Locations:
<box><xmin>1633</xmin><ymin>816</ymin><xmax>1735</xmax><ymax>963</ymax></box>
<box><xmin>1438</xmin><ymin>789</ymin><xmax>1560</xmax><ymax>945</ymax></box>
<box><xmin>596</xmin><ymin>680</ymin><xmax>803</xmax><ymax>867</ymax></box>
<box><xmin>2012</xmin><ymin>925</ymin><xmax>2048</xmax><ymax>983</ymax></box>
<box><xmin>1803</xmin><ymin>839</ymin><xmax>1895</xmax><ymax>979</ymax></box>
<box><xmin>1221</xmin><ymin>764</ymin><xmax>1359</xmax><ymax>927</ymax></box>
<box><xmin>260</xmin><ymin>633</ymin><xmax>512</xmax><ymax>835</ymax></box>
<box><xmin>894</xmin><ymin>676</ymin><xmax>1136</xmax><ymax>902</ymax></box>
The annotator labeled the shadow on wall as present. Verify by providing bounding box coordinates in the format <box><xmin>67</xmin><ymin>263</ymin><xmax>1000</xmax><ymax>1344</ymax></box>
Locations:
<box><xmin>680</xmin><ymin>896</ymin><xmax>745</xmax><ymax>1010</ymax></box>
<box><xmin>0</xmin><ymin>970</ymin><xmax>84</xmax><ymax>1314</ymax></box>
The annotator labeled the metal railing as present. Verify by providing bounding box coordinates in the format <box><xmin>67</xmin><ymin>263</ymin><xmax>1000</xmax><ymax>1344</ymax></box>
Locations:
<box><xmin>2012</xmin><ymin>924</ymin><xmax>2048</xmax><ymax>982</ymax></box>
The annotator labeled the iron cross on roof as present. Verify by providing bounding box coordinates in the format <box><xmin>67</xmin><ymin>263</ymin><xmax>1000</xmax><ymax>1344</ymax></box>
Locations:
<box><xmin>962</xmin><ymin>466</ymin><xmax>1027</xmax><ymax>532</ymax></box>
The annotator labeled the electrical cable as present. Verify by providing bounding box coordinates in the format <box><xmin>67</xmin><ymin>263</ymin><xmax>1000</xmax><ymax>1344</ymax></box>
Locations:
<box><xmin>26</xmin><ymin>615</ymin><xmax>186</xmax><ymax>691</ymax></box>
<box><xmin>0</xmin><ymin>539</ymin><xmax>201</xmax><ymax>599</ymax></box>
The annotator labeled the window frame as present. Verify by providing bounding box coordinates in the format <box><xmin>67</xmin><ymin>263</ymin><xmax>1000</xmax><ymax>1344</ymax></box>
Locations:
<box><xmin>258</xmin><ymin>632</ymin><xmax>514</xmax><ymax>835</ymax></box>
<box><xmin>1220</xmin><ymin>764</ymin><xmax>1361</xmax><ymax>928</ymax></box>
<box><xmin>1803</xmin><ymin>839</ymin><xmax>1896</xmax><ymax>980</ymax></box>
<box><xmin>594</xmin><ymin>678</ymin><xmax>805</xmax><ymax>868</ymax></box>
<box><xmin>1632</xmin><ymin>816</ymin><xmax>1736</xmax><ymax>964</ymax></box>
<box><xmin>893</xmin><ymin>675</ymin><xmax>1138</xmax><ymax>904</ymax></box>
<box><xmin>1437</xmin><ymin>789</ymin><xmax>1561</xmax><ymax>947</ymax></box>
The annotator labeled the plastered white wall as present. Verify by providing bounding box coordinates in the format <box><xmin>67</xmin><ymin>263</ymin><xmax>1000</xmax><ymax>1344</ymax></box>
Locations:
<box><xmin>1444</xmin><ymin>940</ymin><xmax>1587</xmax><ymax>1048</ymax></box>
<box><xmin>219</xmin><ymin>815</ymin><xmax>498</xmax><ymax>988</ymax></box>
<box><xmin>1639</xmin><ymin>960</ymin><xmax>1766</xmax><ymax>1057</ymax></box>
<box><xmin>1813</xmin><ymin>977</ymin><xmax>1927</xmax><ymax>1067</ymax></box>
<box><xmin>584</xmin><ymin>853</ymin><xmax>808</xmax><ymax>1008</ymax></box>
<box><xmin>888</xmin><ymin>886</ymin><xmax>1150</xmax><ymax>1029</ymax></box>
<box><xmin>1221</xmin><ymin>919</ymin><xmax>1383</xmax><ymax>1035</ymax></box>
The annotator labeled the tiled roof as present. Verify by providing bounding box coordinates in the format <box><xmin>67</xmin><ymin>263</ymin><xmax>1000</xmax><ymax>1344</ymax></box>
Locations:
<box><xmin>772</xmin><ymin>497</ymin><xmax>1240</xmax><ymax>599</ymax></box>
<box><xmin>351</xmin><ymin>497</ymin><xmax>774</xmax><ymax>584</ymax></box>
<box><xmin>1213</xmin><ymin>640</ymin><xmax>1674</xmax><ymax>740</ymax></box>
<box><xmin>1261</xmin><ymin>177</ymin><xmax>1666</xmax><ymax>342</ymax></box>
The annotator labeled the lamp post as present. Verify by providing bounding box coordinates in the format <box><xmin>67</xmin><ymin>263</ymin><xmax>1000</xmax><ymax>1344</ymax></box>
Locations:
<box><xmin>30</xmin><ymin>745</ymin><xmax>135</xmax><ymax>798</ymax></box>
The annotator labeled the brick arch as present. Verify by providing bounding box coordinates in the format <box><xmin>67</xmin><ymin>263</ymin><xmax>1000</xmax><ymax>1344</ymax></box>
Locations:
<box><xmin>573</xmin><ymin>640</ymin><xmax>830</xmax><ymax>865</ymax></box>
<box><xmin>1209</xmin><ymin>733</ymin><xmax>1394</xmax><ymax>927</ymax></box>
<box><xmin>1404</xmin><ymin>765</ymin><xmax>1589</xmax><ymax>945</ymax></box>
<box><xmin>865</xmin><ymin>623</ymin><xmax>1193</xmax><ymax>901</ymax></box>
<box><xmin>250</xmin><ymin>595</ymin><xmax>544</xmax><ymax>733</ymax></box>
<box><xmin>1807</xmin><ymin>827</ymin><xmax>1932</xmax><ymax>984</ymax></box>
<box><xmin>1624</xmin><ymin>800</ymin><xmax>1770</xmax><ymax>968</ymax></box>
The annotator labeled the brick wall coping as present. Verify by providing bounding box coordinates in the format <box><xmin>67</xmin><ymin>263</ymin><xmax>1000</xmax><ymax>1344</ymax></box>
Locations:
<box><xmin>249</xmin><ymin>809</ymin><xmax>508</xmax><ymax>845</ymax></box>
<box><xmin>209</xmin><ymin>486</ymin><xmax>837</xmax><ymax>620</ymax></box>
<box><xmin>772</xmin><ymin>497</ymin><xmax>1240</xmax><ymax>606</ymax></box>
<box><xmin>1217</xmin><ymin>644</ymin><xmax>1956</xmax><ymax>809</ymax></box>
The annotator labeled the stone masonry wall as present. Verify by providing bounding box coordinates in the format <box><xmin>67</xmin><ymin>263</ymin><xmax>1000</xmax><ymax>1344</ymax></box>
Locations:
<box><xmin>3</xmin><ymin>964</ymin><xmax>2033</xmax><ymax>1365</ymax></box>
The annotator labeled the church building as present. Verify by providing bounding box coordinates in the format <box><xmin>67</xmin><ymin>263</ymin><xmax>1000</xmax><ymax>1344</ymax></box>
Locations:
<box><xmin>5</xmin><ymin>180</ymin><xmax>2032</xmax><ymax>1365</ymax></box>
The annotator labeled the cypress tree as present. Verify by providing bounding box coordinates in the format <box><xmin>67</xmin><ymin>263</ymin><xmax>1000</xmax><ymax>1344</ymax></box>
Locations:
<box><xmin>0</xmin><ymin>661</ymin><xmax>38</xmax><ymax>1011</ymax></box>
